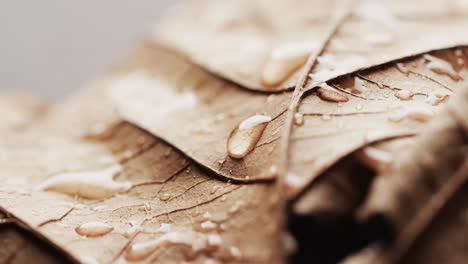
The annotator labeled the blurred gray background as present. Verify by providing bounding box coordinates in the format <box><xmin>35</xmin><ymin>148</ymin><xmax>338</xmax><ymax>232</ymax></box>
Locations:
<box><xmin>0</xmin><ymin>0</ymin><xmax>175</xmax><ymax>99</ymax></box>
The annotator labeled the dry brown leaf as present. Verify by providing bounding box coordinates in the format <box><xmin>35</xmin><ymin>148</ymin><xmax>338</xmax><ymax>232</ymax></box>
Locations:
<box><xmin>1</xmin><ymin>1</ymin><xmax>468</xmax><ymax>263</ymax></box>
<box><xmin>153</xmin><ymin>0</ymin><xmax>468</xmax><ymax>91</ymax></box>
<box><xmin>104</xmin><ymin>41</ymin><xmax>467</xmax><ymax>201</ymax></box>
<box><xmin>341</xmin><ymin>80</ymin><xmax>468</xmax><ymax>264</ymax></box>
<box><xmin>0</xmin><ymin>111</ymin><xmax>283</xmax><ymax>263</ymax></box>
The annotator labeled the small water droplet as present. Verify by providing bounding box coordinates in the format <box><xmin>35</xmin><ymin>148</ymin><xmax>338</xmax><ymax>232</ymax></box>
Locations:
<box><xmin>283</xmin><ymin>173</ymin><xmax>305</xmax><ymax>193</ymax></box>
<box><xmin>75</xmin><ymin>222</ymin><xmax>113</xmax><ymax>237</ymax></box>
<box><xmin>294</xmin><ymin>113</ymin><xmax>304</xmax><ymax>126</ymax></box>
<box><xmin>352</xmin><ymin>77</ymin><xmax>368</xmax><ymax>94</ymax></box>
<box><xmin>207</xmin><ymin>234</ymin><xmax>223</xmax><ymax>248</ymax></box>
<box><xmin>396</xmin><ymin>63</ymin><xmax>409</xmax><ymax>74</ymax></box>
<box><xmin>159</xmin><ymin>193</ymin><xmax>171</xmax><ymax>201</ymax></box>
<box><xmin>220</xmin><ymin>223</ymin><xmax>227</xmax><ymax>231</ymax></box>
<box><xmin>457</xmin><ymin>58</ymin><xmax>464</xmax><ymax>65</ymax></box>
<box><xmin>230</xmin><ymin>246</ymin><xmax>242</xmax><ymax>259</ymax></box>
<box><xmin>455</xmin><ymin>49</ymin><xmax>463</xmax><ymax>57</ymax></box>
<box><xmin>36</xmin><ymin>165</ymin><xmax>131</xmax><ymax>199</ymax></box>
<box><xmin>203</xmin><ymin>212</ymin><xmax>213</xmax><ymax>219</ymax></box>
<box><xmin>157</xmin><ymin>223</ymin><xmax>172</xmax><ymax>233</ymax></box>
<box><xmin>394</xmin><ymin>90</ymin><xmax>413</xmax><ymax>100</ymax></box>
<box><xmin>200</xmin><ymin>221</ymin><xmax>218</xmax><ymax>232</ymax></box>
<box><xmin>355</xmin><ymin>104</ymin><xmax>363</xmax><ymax>110</ymax></box>
<box><xmin>215</xmin><ymin>113</ymin><xmax>226</xmax><ymax>121</ymax></box>
<box><xmin>423</xmin><ymin>54</ymin><xmax>461</xmax><ymax>81</ymax></box>
<box><xmin>262</xmin><ymin>42</ymin><xmax>314</xmax><ymax>86</ymax></box>
<box><xmin>143</xmin><ymin>202</ymin><xmax>152</xmax><ymax>212</ymax></box>
<box><xmin>269</xmin><ymin>165</ymin><xmax>279</xmax><ymax>177</ymax></box>
<box><xmin>228</xmin><ymin>201</ymin><xmax>245</xmax><ymax>214</ymax></box>
<box><xmin>124</xmin><ymin>221</ymin><xmax>141</xmax><ymax>238</ymax></box>
<box><xmin>227</xmin><ymin>115</ymin><xmax>271</xmax><ymax>159</ymax></box>
<box><xmin>321</xmin><ymin>115</ymin><xmax>332</xmax><ymax>121</ymax></box>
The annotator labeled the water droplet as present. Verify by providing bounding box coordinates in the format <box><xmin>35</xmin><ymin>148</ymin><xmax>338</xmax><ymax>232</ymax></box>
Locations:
<box><xmin>294</xmin><ymin>113</ymin><xmax>304</xmax><ymax>126</ymax></box>
<box><xmin>228</xmin><ymin>201</ymin><xmax>245</xmax><ymax>214</ymax></box>
<box><xmin>269</xmin><ymin>165</ymin><xmax>279</xmax><ymax>177</ymax></box>
<box><xmin>455</xmin><ymin>49</ymin><xmax>463</xmax><ymax>57</ymax></box>
<box><xmin>200</xmin><ymin>221</ymin><xmax>218</xmax><ymax>231</ymax></box>
<box><xmin>363</xmin><ymin>147</ymin><xmax>393</xmax><ymax>166</ymax></box>
<box><xmin>425</xmin><ymin>92</ymin><xmax>450</xmax><ymax>106</ymax></box>
<box><xmin>396</xmin><ymin>63</ymin><xmax>409</xmax><ymax>74</ymax></box>
<box><xmin>75</xmin><ymin>222</ymin><xmax>113</xmax><ymax>237</ymax></box>
<box><xmin>355</xmin><ymin>104</ymin><xmax>363</xmax><ymax>110</ymax></box>
<box><xmin>283</xmin><ymin>173</ymin><xmax>305</xmax><ymax>193</ymax></box>
<box><xmin>262</xmin><ymin>42</ymin><xmax>315</xmax><ymax>86</ymax></box>
<box><xmin>159</xmin><ymin>193</ymin><xmax>171</xmax><ymax>201</ymax></box>
<box><xmin>230</xmin><ymin>246</ymin><xmax>242</xmax><ymax>259</ymax></box>
<box><xmin>203</xmin><ymin>212</ymin><xmax>213</xmax><ymax>219</ymax></box>
<box><xmin>122</xmin><ymin>150</ymin><xmax>134</xmax><ymax>159</ymax></box>
<box><xmin>126</xmin><ymin>232</ymin><xmax>204</xmax><ymax>261</ymax></box>
<box><xmin>124</xmin><ymin>221</ymin><xmax>141</xmax><ymax>238</ymax></box>
<box><xmin>388</xmin><ymin>106</ymin><xmax>434</xmax><ymax>122</ymax></box>
<box><xmin>423</xmin><ymin>54</ymin><xmax>461</xmax><ymax>81</ymax></box>
<box><xmin>157</xmin><ymin>223</ymin><xmax>172</xmax><ymax>233</ymax></box>
<box><xmin>227</xmin><ymin>115</ymin><xmax>271</xmax><ymax>159</ymax></box>
<box><xmin>321</xmin><ymin>115</ymin><xmax>332</xmax><ymax>121</ymax></box>
<box><xmin>352</xmin><ymin>77</ymin><xmax>368</xmax><ymax>94</ymax></box>
<box><xmin>215</xmin><ymin>113</ymin><xmax>226</xmax><ymax>121</ymax></box>
<box><xmin>207</xmin><ymin>234</ymin><xmax>223</xmax><ymax>248</ymax></box>
<box><xmin>457</xmin><ymin>57</ymin><xmax>464</xmax><ymax>65</ymax></box>
<box><xmin>36</xmin><ymin>165</ymin><xmax>132</xmax><ymax>199</ymax></box>
<box><xmin>317</xmin><ymin>86</ymin><xmax>349</xmax><ymax>103</ymax></box>
<box><xmin>394</xmin><ymin>90</ymin><xmax>413</xmax><ymax>100</ymax></box>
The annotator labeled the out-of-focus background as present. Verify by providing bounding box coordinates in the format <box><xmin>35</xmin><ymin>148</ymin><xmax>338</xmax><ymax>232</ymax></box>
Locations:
<box><xmin>0</xmin><ymin>0</ymin><xmax>175</xmax><ymax>99</ymax></box>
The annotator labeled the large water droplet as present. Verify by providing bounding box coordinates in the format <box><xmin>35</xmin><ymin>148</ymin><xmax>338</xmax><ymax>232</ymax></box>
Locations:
<box><xmin>36</xmin><ymin>165</ymin><xmax>132</xmax><ymax>199</ymax></box>
<box><xmin>388</xmin><ymin>106</ymin><xmax>434</xmax><ymax>122</ymax></box>
<box><xmin>317</xmin><ymin>87</ymin><xmax>348</xmax><ymax>103</ymax></box>
<box><xmin>262</xmin><ymin>42</ymin><xmax>315</xmax><ymax>86</ymax></box>
<box><xmin>75</xmin><ymin>222</ymin><xmax>113</xmax><ymax>237</ymax></box>
<box><xmin>125</xmin><ymin>232</ymin><xmax>207</xmax><ymax>261</ymax></box>
<box><xmin>227</xmin><ymin>115</ymin><xmax>271</xmax><ymax>159</ymax></box>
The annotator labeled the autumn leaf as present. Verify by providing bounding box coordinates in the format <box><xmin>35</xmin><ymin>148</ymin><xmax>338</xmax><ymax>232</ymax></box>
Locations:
<box><xmin>1</xmin><ymin>0</ymin><xmax>468</xmax><ymax>263</ymax></box>
<box><xmin>341</xmin><ymin>84</ymin><xmax>468</xmax><ymax>264</ymax></box>
<box><xmin>153</xmin><ymin>0</ymin><xmax>468</xmax><ymax>91</ymax></box>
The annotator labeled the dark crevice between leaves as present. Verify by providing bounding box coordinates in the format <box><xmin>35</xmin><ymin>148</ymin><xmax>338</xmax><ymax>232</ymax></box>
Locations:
<box><xmin>0</xmin><ymin>221</ymin><xmax>78</xmax><ymax>264</ymax></box>
<box><xmin>287</xmin><ymin>156</ymin><xmax>392</xmax><ymax>263</ymax></box>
